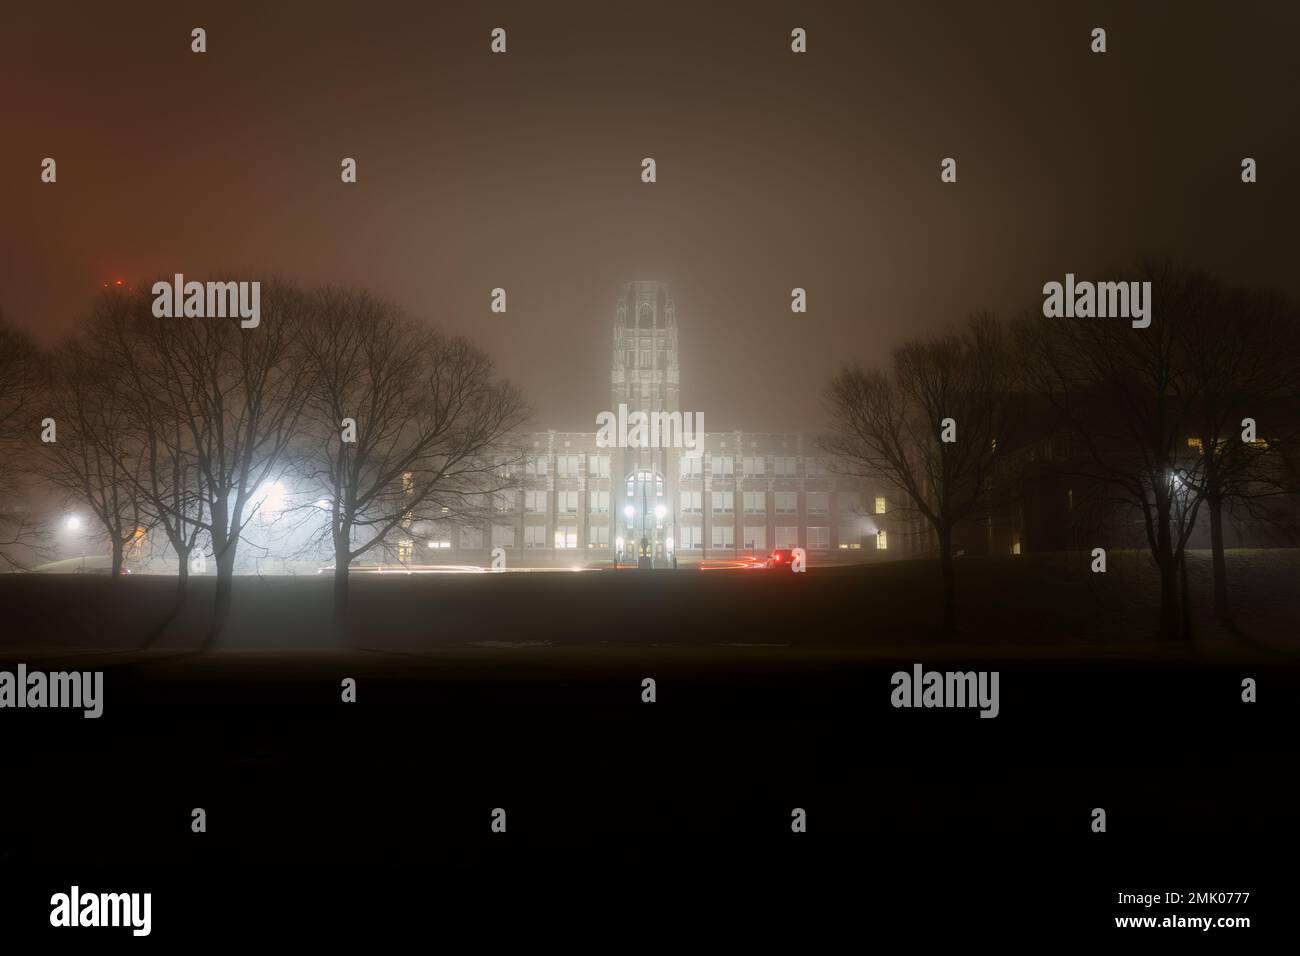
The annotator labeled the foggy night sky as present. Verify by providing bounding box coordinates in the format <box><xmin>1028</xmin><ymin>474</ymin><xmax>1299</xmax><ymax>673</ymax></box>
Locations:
<box><xmin>2</xmin><ymin>1</ymin><xmax>1297</xmax><ymax>433</ymax></box>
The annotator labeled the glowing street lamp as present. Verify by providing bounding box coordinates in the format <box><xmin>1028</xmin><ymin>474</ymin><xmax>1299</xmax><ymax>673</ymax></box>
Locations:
<box><xmin>65</xmin><ymin>514</ymin><xmax>82</xmax><ymax>532</ymax></box>
<box><xmin>623</xmin><ymin>504</ymin><xmax>635</xmax><ymax>521</ymax></box>
<box><xmin>655</xmin><ymin>503</ymin><xmax>666</xmax><ymax>521</ymax></box>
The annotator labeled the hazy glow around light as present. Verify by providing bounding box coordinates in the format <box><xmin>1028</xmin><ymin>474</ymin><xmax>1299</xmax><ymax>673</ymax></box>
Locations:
<box><xmin>65</xmin><ymin>515</ymin><xmax>81</xmax><ymax>531</ymax></box>
<box><xmin>655</xmin><ymin>504</ymin><xmax>666</xmax><ymax>520</ymax></box>
<box><xmin>623</xmin><ymin>505</ymin><xmax>634</xmax><ymax>520</ymax></box>
<box><xmin>255</xmin><ymin>481</ymin><xmax>287</xmax><ymax>516</ymax></box>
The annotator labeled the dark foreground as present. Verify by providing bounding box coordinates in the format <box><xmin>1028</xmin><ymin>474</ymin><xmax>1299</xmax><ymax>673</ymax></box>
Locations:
<box><xmin>1</xmin><ymin>556</ymin><xmax>1295</xmax><ymax>941</ymax></box>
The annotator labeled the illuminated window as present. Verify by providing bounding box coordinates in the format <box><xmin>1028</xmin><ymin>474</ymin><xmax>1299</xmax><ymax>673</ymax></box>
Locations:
<box><xmin>712</xmin><ymin>491</ymin><xmax>734</xmax><ymax>514</ymax></box>
<box><xmin>711</xmin><ymin>525</ymin><xmax>734</xmax><ymax>549</ymax></box>
<box><xmin>426</xmin><ymin>538</ymin><xmax>451</xmax><ymax>550</ymax></box>
<box><xmin>876</xmin><ymin>530</ymin><xmax>888</xmax><ymax>550</ymax></box>
<box><xmin>587</xmin><ymin>454</ymin><xmax>610</xmax><ymax>478</ymax></box>
<box><xmin>588</xmin><ymin>526</ymin><xmax>609</xmax><ymax>548</ymax></box>
<box><xmin>397</xmin><ymin>539</ymin><xmax>414</xmax><ymax>562</ymax></box>
<box><xmin>679</xmin><ymin>526</ymin><xmax>703</xmax><ymax>550</ymax></box>
<box><xmin>808</xmin><ymin>527</ymin><xmax>829</xmax><ymax>551</ymax></box>
<box><xmin>589</xmin><ymin>491</ymin><xmax>609</xmax><ymax>514</ymax></box>
<box><xmin>839</xmin><ymin>528</ymin><xmax>861</xmax><ymax>550</ymax></box>
<box><xmin>874</xmin><ymin>496</ymin><xmax>887</xmax><ymax>515</ymax></box>
<box><xmin>558</xmin><ymin>490</ymin><xmax>578</xmax><ymax>514</ymax></box>
<box><xmin>743</xmin><ymin>526</ymin><xmax>766</xmax><ymax>550</ymax></box>
<box><xmin>554</xmin><ymin>528</ymin><xmax>577</xmax><ymax>549</ymax></box>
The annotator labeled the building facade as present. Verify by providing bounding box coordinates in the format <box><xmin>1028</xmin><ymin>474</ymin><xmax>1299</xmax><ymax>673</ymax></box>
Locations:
<box><xmin>422</xmin><ymin>281</ymin><xmax>913</xmax><ymax>568</ymax></box>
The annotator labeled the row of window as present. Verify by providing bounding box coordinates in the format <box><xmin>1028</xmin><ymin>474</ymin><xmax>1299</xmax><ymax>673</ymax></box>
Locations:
<box><xmin>396</xmin><ymin>527</ymin><xmax>888</xmax><ymax>556</ymax></box>
<box><xmin>506</xmin><ymin>489</ymin><xmax>888</xmax><ymax>516</ymax></box>
<box><xmin>517</xmin><ymin>454</ymin><xmax>841</xmax><ymax>479</ymax></box>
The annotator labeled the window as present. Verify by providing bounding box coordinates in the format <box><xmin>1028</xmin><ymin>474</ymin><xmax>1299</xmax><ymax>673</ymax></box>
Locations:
<box><xmin>554</xmin><ymin>528</ymin><xmax>577</xmax><ymax>549</ymax></box>
<box><xmin>807</xmin><ymin>527</ymin><xmax>829</xmax><ymax>551</ymax></box>
<box><xmin>680</xmin><ymin>456</ymin><xmax>703</xmax><ymax>478</ymax></box>
<box><xmin>839</xmin><ymin>491</ymin><xmax>860</xmax><ymax>513</ymax></box>
<box><xmin>839</xmin><ymin>528</ymin><xmax>861</xmax><ymax>550</ymax></box>
<box><xmin>525</xmin><ymin>526</ymin><xmax>548</xmax><ymax>548</ymax></box>
<box><xmin>589</xmin><ymin>490</ymin><xmax>609</xmax><ymax>514</ymax></box>
<box><xmin>712</xmin><ymin>491</ymin><xmax>734</xmax><ymax>514</ymax></box>
<box><xmin>397</xmin><ymin>539</ymin><xmax>414</xmax><ymax>562</ymax></box>
<box><xmin>743</xmin><ymin>526</ymin><xmax>766</xmax><ymax>550</ymax></box>
<box><xmin>775</xmin><ymin>492</ymin><xmax>798</xmax><ymax>514</ymax></box>
<box><xmin>493</xmin><ymin>492</ymin><xmax>514</xmax><ymax>514</ymax></box>
<box><xmin>588</xmin><ymin>454</ymin><xmax>610</xmax><ymax>478</ymax></box>
<box><xmin>525</xmin><ymin>455</ymin><xmax>548</xmax><ymax>477</ymax></box>
<box><xmin>742</xmin><ymin>456</ymin><xmax>765</xmax><ymax>478</ymax></box>
<box><xmin>680</xmin><ymin>491</ymin><xmax>702</xmax><ymax>514</ymax></box>
<box><xmin>806</xmin><ymin>492</ymin><xmax>828</xmax><ymax>515</ymax></box>
<box><xmin>588</xmin><ymin>525</ymin><xmax>609</xmax><ymax>548</ymax></box>
<box><xmin>874</xmin><ymin>496</ymin><xmax>887</xmax><ymax>515</ymax></box>
<box><xmin>525</xmin><ymin>490</ymin><xmax>547</xmax><ymax>514</ymax></box>
<box><xmin>556</xmin><ymin>454</ymin><xmax>580</xmax><ymax>477</ymax></box>
<box><xmin>806</xmin><ymin>458</ymin><xmax>826</xmax><ymax>478</ymax></box>
<box><xmin>712</xmin><ymin>455</ymin><xmax>734</xmax><ymax>478</ymax></box>
<box><xmin>639</xmin><ymin>350</ymin><xmax>651</xmax><ymax>367</ymax></box>
<box><xmin>774</xmin><ymin>456</ymin><xmax>798</xmax><ymax>477</ymax></box>
<box><xmin>680</xmin><ymin>526</ymin><xmax>703</xmax><ymax>550</ymax></box>
<box><xmin>775</xmin><ymin>527</ymin><xmax>799</xmax><ymax>549</ymax></box>
<box><xmin>426</xmin><ymin>538</ymin><xmax>451</xmax><ymax>550</ymax></box>
<box><xmin>711</xmin><ymin>525</ymin><xmax>735</xmax><ymax>549</ymax></box>
<box><xmin>743</xmin><ymin>492</ymin><xmax>766</xmax><ymax>514</ymax></box>
<box><xmin>876</xmin><ymin>530</ymin><xmax>888</xmax><ymax>550</ymax></box>
<box><xmin>459</xmin><ymin>527</ymin><xmax>483</xmax><ymax>549</ymax></box>
<box><xmin>492</xmin><ymin>525</ymin><xmax>515</xmax><ymax>548</ymax></box>
<box><xmin>558</xmin><ymin>490</ymin><xmax>578</xmax><ymax>514</ymax></box>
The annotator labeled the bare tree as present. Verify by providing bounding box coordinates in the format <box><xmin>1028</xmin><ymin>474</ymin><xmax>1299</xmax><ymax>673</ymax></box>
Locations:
<box><xmin>42</xmin><ymin>340</ymin><xmax>154</xmax><ymax>578</ymax></box>
<box><xmin>1178</xmin><ymin>282</ymin><xmax>1300</xmax><ymax>620</ymax></box>
<box><xmin>84</xmin><ymin>290</ymin><xmax>208</xmax><ymax>598</ymax></box>
<box><xmin>291</xmin><ymin>288</ymin><xmax>528</xmax><ymax>619</ymax></box>
<box><xmin>823</xmin><ymin>314</ymin><xmax>1013</xmax><ymax>636</ymax></box>
<box><xmin>135</xmin><ymin>278</ymin><xmax>314</xmax><ymax>642</ymax></box>
<box><xmin>1018</xmin><ymin>260</ymin><xmax>1214</xmax><ymax>641</ymax></box>
<box><xmin>0</xmin><ymin>315</ymin><xmax>48</xmax><ymax>569</ymax></box>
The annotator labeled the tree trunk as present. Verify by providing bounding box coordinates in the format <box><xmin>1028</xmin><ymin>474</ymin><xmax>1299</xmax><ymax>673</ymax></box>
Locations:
<box><xmin>175</xmin><ymin>552</ymin><xmax>190</xmax><ymax>603</ymax></box>
<box><xmin>1178</xmin><ymin>549</ymin><xmax>1193</xmax><ymax>642</ymax></box>
<box><xmin>206</xmin><ymin>543</ymin><xmax>238</xmax><ymax>650</ymax></box>
<box><xmin>110</xmin><ymin>538</ymin><xmax>125</xmax><ymax>580</ymax></box>
<box><xmin>937</xmin><ymin>522</ymin><xmax>957</xmax><ymax>638</ymax></box>
<box><xmin>333</xmin><ymin>538</ymin><xmax>351</xmax><ymax>623</ymax></box>
<box><xmin>1207</xmin><ymin>494</ymin><xmax>1229</xmax><ymax>620</ymax></box>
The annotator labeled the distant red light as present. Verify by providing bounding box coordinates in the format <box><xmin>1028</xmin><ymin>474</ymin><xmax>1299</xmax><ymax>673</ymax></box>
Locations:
<box><xmin>115</xmin><ymin>279</ymin><xmax>124</xmax><ymax>286</ymax></box>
